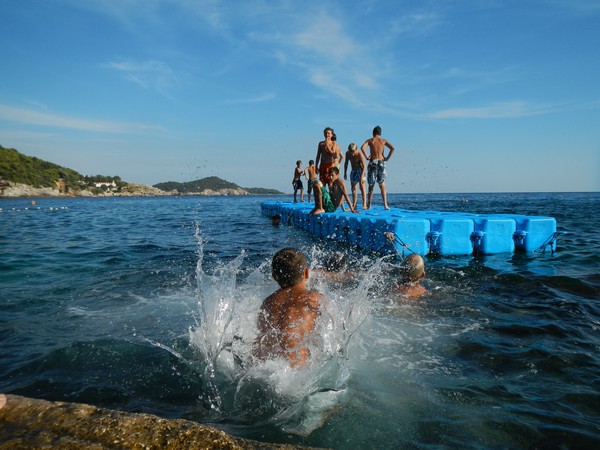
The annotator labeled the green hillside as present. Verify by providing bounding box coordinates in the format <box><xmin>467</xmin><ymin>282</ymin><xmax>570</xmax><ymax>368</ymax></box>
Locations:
<box><xmin>0</xmin><ymin>145</ymin><xmax>125</xmax><ymax>192</ymax></box>
<box><xmin>154</xmin><ymin>176</ymin><xmax>239</xmax><ymax>193</ymax></box>
<box><xmin>1</xmin><ymin>145</ymin><xmax>282</xmax><ymax>195</ymax></box>
<box><xmin>154</xmin><ymin>177</ymin><xmax>282</xmax><ymax>194</ymax></box>
<box><xmin>1</xmin><ymin>146</ymin><xmax>81</xmax><ymax>188</ymax></box>
<box><xmin>244</xmin><ymin>187</ymin><xmax>283</xmax><ymax>195</ymax></box>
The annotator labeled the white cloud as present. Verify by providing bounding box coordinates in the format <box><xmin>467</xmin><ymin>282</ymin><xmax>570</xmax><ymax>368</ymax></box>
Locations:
<box><xmin>390</xmin><ymin>11</ymin><xmax>444</xmax><ymax>36</ymax></box>
<box><xmin>105</xmin><ymin>59</ymin><xmax>180</xmax><ymax>98</ymax></box>
<box><xmin>427</xmin><ymin>101</ymin><xmax>553</xmax><ymax>119</ymax></box>
<box><xmin>224</xmin><ymin>93</ymin><xmax>276</xmax><ymax>104</ymax></box>
<box><xmin>293</xmin><ymin>13</ymin><xmax>358</xmax><ymax>63</ymax></box>
<box><xmin>0</xmin><ymin>104</ymin><xmax>164</xmax><ymax>133</ymax></box>
<box><xmin>544</xmin><ymin>0</ymin><xmax>600</xmax><ymax>15</ymax></box>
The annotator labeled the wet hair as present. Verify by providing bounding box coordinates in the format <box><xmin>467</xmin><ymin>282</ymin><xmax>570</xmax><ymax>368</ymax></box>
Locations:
<box><xmin>327</xmin><ymin>166</ymin><xmax>340</xmax><ymax>176</ymax></box>
<box><xmin>296</xmin><ymin>160</ymin><xmax>302</xmax><ymax>166</ymax></box>
<box><xmin>400</xmin><ymin>254</ymin><xmax>425</xmax><ymax>283</ymax></box>
<box><xmin>309</xmin><ymin>159</ymin><xmax>314</xmax><ymax>165</ymax></box>
<box><xmin>272</xmin><ymin>248</ymin><xmax>307</xmax><ymax>288</ymax></box>
<box><xmin>323</xmin><ymin>127</ymin><xmax>334</xmax><ymax>135</ymax></box>
<box><xmin>373</xmin><ymin>126</ymin><xmax>382</xmax><ymax>136</ymax></box>
<box><xmin>348</xmin><ymin>143</ymin><xmax>357</xmax><ymax>152</ymax></box>
<box><xmin>322</xmin><ymin>252</ymin><xmax>347</xmax><ymax>272</ymax></box>
<box><xmin>332</xmin><ymin>133</ymin><xmax>337</xmax><ymax>141</ymax></box>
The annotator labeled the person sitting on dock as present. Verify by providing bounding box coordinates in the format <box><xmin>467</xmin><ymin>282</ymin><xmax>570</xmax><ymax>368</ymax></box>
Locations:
<box><xmin>253</xmin><ymin>248</ymin><xmax>322</xmax><ymax>367</ymax></box>
<box><xmin>397</xmin><ymin>254</ymin><xmax>428</xmax><ymax>298</ymax></box>
<box><xmin>309</xmin><ymin>167</ymin><xmax>357</xmax><ymax>215</ymax></box>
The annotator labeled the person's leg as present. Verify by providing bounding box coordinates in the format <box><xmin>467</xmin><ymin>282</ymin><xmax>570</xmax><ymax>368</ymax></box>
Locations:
<box><xmin>360</xmin><ymin>180</ymin><xmax>367</xmax><ymax>209</ymax></box>
<box><xmin>366</xmin><ymin>162</ymin><xmax>375</xmax><ymax>209</ymax></box>
<box><xmin>350</xmin><ymin>182</ymin><xmax>358</xmax><ymax>209</ymax></box>
<box><xmin>367</xmin><ymin>184</ymin><xmax>374</xmax><ymax>209</ymax></box>
<box><xmin>380</xmin><ymin>182</ymin><xmax>389</xmax><ymax>210</ymax></box>
<box><xmin>310</xmin><ymin>182</ymin><xmax>325</xmax><ymax>214</ymax></box>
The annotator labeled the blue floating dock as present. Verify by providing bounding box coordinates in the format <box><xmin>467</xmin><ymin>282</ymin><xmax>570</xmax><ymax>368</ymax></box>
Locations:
<box><xmin>261</xmin><ymin>202</ymin><xmax>560</xmax><ymax>257</ymax></box>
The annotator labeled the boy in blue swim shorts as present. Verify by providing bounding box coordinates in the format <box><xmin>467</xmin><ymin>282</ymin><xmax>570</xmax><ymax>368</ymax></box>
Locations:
<box><xmin>343</xmin><ymin>143</ymin><xmax>367</xmax><ymax>210</ymax></box>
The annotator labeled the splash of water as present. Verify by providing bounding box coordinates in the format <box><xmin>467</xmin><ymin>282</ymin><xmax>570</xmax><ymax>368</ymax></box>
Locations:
<box><xmin>188</xmin><ymin>225</ymin><xmax>382</xmax><ymax>434</ymax></box>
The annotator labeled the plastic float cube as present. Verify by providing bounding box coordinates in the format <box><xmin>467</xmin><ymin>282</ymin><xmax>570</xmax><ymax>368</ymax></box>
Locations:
<box><xmin>426</xmin><ymin>214</ymin><xmax>475</xmax><ymax>255</ymax></box>
<box><xmin>471</xmin><ymin>215</ymin><xmax>517</xmax><ymax>254</ymax></box>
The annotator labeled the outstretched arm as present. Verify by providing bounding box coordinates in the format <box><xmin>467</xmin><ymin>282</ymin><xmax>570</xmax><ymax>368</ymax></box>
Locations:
<box><xmin>336</xmin><ymin>181</ymin><xmax>356</xmax><ymax>213</ymax></box>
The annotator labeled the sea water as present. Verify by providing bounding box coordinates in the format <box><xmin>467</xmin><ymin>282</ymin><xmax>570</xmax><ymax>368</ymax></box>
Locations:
<box><xmin>1</xmin><ymin>193</ymin><xmax>599</xmax><ymax>448</ymax></box>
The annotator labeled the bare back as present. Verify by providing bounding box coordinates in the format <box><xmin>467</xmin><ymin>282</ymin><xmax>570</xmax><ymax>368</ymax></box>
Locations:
<box><xmin>305</xmin><ymin>165</ymin><xmax>317</xmax><ymax>180</ymax></box>
<box><xmin>255</xmin><ymin>285</ymin><xmax>321</xmax><ymax>366</ymax></box>
<box><xmin>362</xmin><ymin>136</ymin><xmax>390</xmax><ymax>161</ymax></box>
<box><xmin>398</xmin><ymin>283</ymin><xmax>428</xmax><ymax>298</ymax></box>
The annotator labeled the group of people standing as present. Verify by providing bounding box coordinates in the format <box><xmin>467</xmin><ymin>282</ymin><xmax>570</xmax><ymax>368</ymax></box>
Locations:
<box><xmin>292</xmin><ymin>126</ymin><xmax>396</xmax><ymax>213</ymax></box>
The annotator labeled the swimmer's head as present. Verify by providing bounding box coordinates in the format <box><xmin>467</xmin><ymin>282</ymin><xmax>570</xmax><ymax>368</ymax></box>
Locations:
<box><xmin>272</xmin><ymin>248</ymin><xmax>308</xmax><ymax>288</ymax></box>
<box><xmin>400</xmin><ymin>254</ymin><xmax>425</xmax><ymax>283</ymax></box>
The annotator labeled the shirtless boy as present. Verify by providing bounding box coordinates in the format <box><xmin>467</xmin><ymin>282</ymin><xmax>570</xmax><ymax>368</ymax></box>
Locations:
<box><xmin>361</xmin><ymin>126</ymin><xmax>395</xmax><ymax>210</ymax></box>
<box><xmin>292</xmin><ymin>160</ymin><xmax>304</xmax><ymax>203</ymax></box>
<box><xmin>304</xmin><ymin>160</ymin><xmax>318</xmax><ymax>203</ymax></box>
<box><xmin>397</xmin><ymin>254</ymin><xmax>428</xmax><ymax>298</ymax></box>
<box><xmin>343</xmin><ymin>143</ymin><xmax>367</xmax><ymax>210</ymax></box>
<box><xmin>309</xmin><ymin>166</ymin><xmax>357</xmax><ymax>215</ymax></box>
<box><xmin>315</xmin><ymin>127</ymin><xmax>343</xmax><ymax>185</ymax></box>
<box><xmin>253</xmin><ymin>248</ymin><xmax>322</xmax><ymax>367</ymax></box>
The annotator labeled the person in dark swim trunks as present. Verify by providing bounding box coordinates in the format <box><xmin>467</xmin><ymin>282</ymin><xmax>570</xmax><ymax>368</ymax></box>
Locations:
<box><xmin>304</xmin><ymin>160</ymin><xmax>318</xmax><ymax>203</ymax></box>
<box><xmin>292</xmin><ymin>160</ymin><xmax>304</xmax><ymax>203</ymax></box>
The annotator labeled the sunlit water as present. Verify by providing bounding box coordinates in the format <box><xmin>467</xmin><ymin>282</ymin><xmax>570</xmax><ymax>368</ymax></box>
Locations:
<box><xmin>1</xmin><ymin>193</ymin><xmax>599</xmax><ymax>448</ymax></box>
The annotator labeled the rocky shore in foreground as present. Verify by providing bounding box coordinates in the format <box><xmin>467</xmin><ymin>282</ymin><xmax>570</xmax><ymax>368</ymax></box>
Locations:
<box><xmin>0</xmin><ymin>181</ymin><xmax>252</xmax><ymax>198</ymax></box>
<box><xmin>0</xmin><ymin>394</ymin><xmax>317</xmax><ymax>449</ymax></box>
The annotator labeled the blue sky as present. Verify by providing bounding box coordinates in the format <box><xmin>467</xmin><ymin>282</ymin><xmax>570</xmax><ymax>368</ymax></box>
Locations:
<box><xmin>1</xmin><ymin>0</ymin><xmax>598</xmax><ymax>193</ymax></box>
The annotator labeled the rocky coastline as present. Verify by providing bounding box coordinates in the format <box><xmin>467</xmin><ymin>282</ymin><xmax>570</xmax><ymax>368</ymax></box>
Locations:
<box><xmin>0</xmin><ymin>181</ymin><xmax>252</xmax><ymax>198</ymax></box>
<box><xmin>0</xmin><ymin>394</ymin><xmax>315</xmax><ymax>449</ymax></box>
